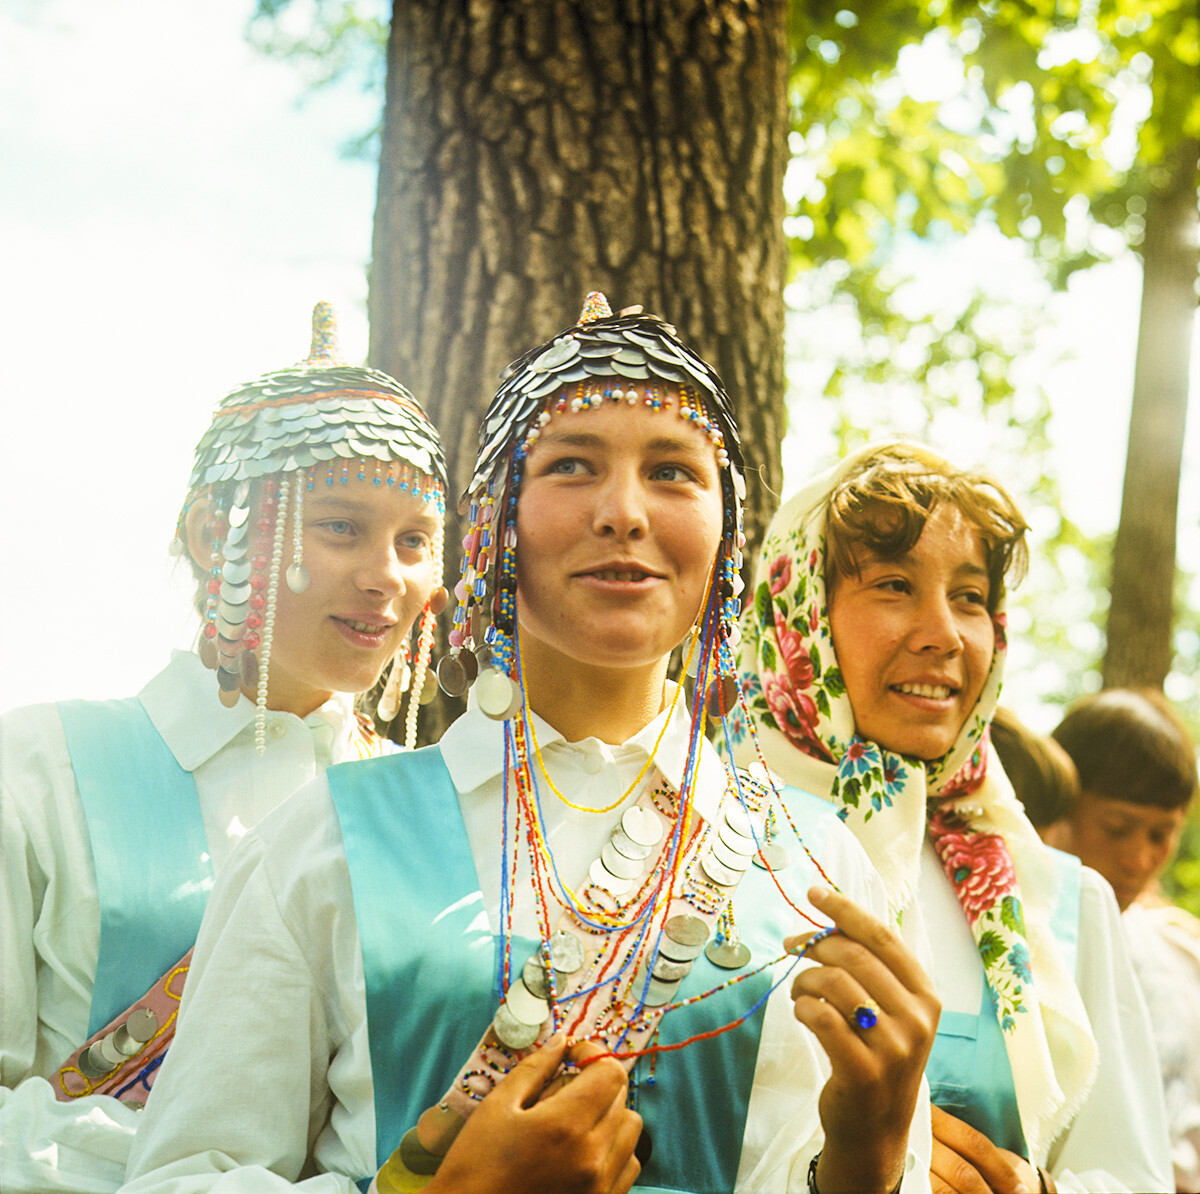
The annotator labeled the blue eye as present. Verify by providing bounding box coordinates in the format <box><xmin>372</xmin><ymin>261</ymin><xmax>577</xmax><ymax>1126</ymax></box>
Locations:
<box><xmin>650</xmin><ymin>464</ymin><xmax>694</xmax><ymax>482</ymax></box>
<box><xmin>320</xmin><ymin>519</ymin><xmax>354</xmax><ymax>535</ymax></box>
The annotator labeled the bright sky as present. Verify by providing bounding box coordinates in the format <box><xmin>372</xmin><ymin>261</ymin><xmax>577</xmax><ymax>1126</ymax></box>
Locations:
<box><xmin>0</xmin><ymin>0</ymin><xmax>378</xmax><ymax>711</ymax></box>
<box><xmin>2</xmin><ymin>0</ymin><xmax>1196</xmax><ymax>724</ymax></box>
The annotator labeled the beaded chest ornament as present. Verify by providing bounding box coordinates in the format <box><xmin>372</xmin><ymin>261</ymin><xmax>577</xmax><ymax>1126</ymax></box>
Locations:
<box><xmin>173</xmin><ymin>303</ymin><xmax>447</xmax><ymax>751</ymax></box>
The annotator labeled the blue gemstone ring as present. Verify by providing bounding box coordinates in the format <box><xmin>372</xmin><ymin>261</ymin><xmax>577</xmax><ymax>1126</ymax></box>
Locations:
<box><xmin>852</xmin><ymin>1001</ymin><xmax>880</xmax><ymax>1031</ymax></box>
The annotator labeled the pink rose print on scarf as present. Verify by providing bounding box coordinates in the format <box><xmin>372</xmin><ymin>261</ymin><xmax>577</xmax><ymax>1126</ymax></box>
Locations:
<box><xmin>763</xmin><ymin>674</ymin><xmax>830</xmax><ymax>760</ymax></box>
<box><xmin>927</xmin><ymin>807</ymin><xmax>1030</xmax><ymax>1032</ymax></box>
<box><xmin>937</xmin><ymin>730</ymin><xmax>990</xmax><ymax>801</ymax></box>
<box><xmin>927</xmin><ymin>810</ymin><xmax>1018</xmax><ymax>926</ymax></box>
<box><xmin>992</xmin><ymin>610</ymin><xmax>1008</xmax><ymax>651</ymax></box>
<box><xmin>773</xmin><ymin>621</ymin><xmax>815</xmax><ymax>690</ymax></box>
<box><xmin>768</xmin><ymin>553</ymin><xmax>792</xmax><ymax>596</ymax></box>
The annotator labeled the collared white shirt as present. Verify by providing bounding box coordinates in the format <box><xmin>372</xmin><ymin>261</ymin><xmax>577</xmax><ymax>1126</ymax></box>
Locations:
<box><xmin>122</xmin><ymin>693</ymin><xmax>932</xmax><ymax>1193</ymax></box>
<box><xmin>443</xmin><ymin>683</ymin><xmax>727</xmax><ymax>938</ymax></box>
<box><xmin>1</xmin><ymin>651</ymin><xmax>386</xmax><ymax>1194</ymax></box>
<box><xmin>1123</xmin><ymin>901</ymin><xmax>1200</xmax><ymax>1192</ymax></box>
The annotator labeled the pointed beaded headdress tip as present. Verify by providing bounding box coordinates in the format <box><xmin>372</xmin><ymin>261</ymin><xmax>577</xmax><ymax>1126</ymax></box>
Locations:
<box><xmin>305</xmin><ymin>300</ymin><xmax>341</xmax><ymax>365</ymax></box>
<box><xmin>578</xmin><ymin>291</ymin><xmax>613</xmax><ymax>323</ymax></box>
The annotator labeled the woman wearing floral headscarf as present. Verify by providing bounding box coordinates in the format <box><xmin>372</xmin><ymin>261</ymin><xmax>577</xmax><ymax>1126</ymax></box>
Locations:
<box><xmin>729</xmin><ymin>442</ymin><xmax>1170</xmax><ymax>1193</ymax></box>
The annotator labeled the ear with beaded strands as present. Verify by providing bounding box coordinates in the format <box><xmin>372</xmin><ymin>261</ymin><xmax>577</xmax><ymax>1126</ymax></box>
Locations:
<box><xmin>173</xmin><ymin>302</ymin><xmax>448</xmax><ymax>753</ymax></box>
<box><xmin>377</xmin><ymin>580</ymin><xmax>447</xmax><ymax>749</ymax></box>
<box><xmin>438</xmin><ymin>291</ymin><xmax>747</xmax><ymax>719</ymax></box>
<box><xmin>375</xmin><ymin>644</ymin><xmax>411</xmax><ymax>725</ymax></box>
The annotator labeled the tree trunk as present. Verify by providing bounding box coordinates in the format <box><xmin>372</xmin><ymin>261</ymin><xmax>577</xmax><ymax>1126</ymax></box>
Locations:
<box><xmin>1102</xmin><ymin>138</ymin><xmax>1200</xmax><ymax>690</ymax></box>
<box><xmin>370</xmin><ymin>0</ymin><xmax>787</xmax><ymax>521</ymax></box>
<box><xmin>369</xmin><ymin>0</ymin><xmax>789</xmax><ymax>739</ymax></box>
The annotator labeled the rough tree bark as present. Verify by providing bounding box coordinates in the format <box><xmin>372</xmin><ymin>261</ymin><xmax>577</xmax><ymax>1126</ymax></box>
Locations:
<box><xmin>368</xmin><ymin>0</ymin><xmax>788</xmax><ymax>537</ymax></box>
<box><xmin>1102</xmin><ymin>137</ymin><xmax>1200</xmax><ymax>691</ymax></box>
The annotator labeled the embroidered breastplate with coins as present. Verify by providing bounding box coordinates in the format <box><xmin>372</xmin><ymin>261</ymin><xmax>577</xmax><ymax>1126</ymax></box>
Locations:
<box><xmin>329</xmin><ymin>746</ymin><xmax>847</xmax><ymax>1191</ymax></box>
<box><xmin>389</xmin><ymin>761</ymin><xmax>770</xmax><ymax>1179</ymax></box>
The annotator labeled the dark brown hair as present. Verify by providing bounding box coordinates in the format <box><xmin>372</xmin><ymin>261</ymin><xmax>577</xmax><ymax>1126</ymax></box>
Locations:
<box><xmin>1051</xmin><ymin>688</ymin><xmax>1198</xmax><ymax>811</ymax></box>
<box><xmin>991</xmin><ymin>706</ymin><xmax>1079</xmax><ymax>828</ymax></box>
<box><xmin>825</xmin><ymin>444</ymin><xmax>1029</xmax><ymax>613</ymax></box>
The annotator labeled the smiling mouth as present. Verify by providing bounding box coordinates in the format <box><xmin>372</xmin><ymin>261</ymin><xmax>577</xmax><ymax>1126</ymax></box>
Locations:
<box><xmin>337</xmin><ymin>617</ymin><xmax>393</xmax><ymax>635</ymax></box>
<box><xmin>893</xmin><ymin>682</ymin><xmax>954</xmax><ymax>700</ymax></box>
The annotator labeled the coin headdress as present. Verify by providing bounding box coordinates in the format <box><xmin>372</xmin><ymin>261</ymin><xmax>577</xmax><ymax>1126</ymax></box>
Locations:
<box><xmin>438</xmin><ymin>292</ymin><xmax>746</xmax><ymax>716</ymax></box>
<box><xmin>175</xmin><ymin>302</ymin><xmax>448</xmax><ymax>751</ymax></box>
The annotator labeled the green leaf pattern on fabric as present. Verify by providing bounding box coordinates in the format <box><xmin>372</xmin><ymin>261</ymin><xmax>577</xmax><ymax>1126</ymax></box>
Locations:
<box><xmin>727</xmin><ymin>528</ymin><xmax>848</xmax><ymax>765</ymax></box>
<box><xmin>928</xmin><ymin>807</ymin><xmax>1031</xmax><ymax>1034</ymax></box>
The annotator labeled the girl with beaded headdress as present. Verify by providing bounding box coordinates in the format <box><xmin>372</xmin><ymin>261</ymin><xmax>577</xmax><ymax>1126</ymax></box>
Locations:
<box><xmin>123</xmin><ymin>296</ymin><xmax>938</xmax><ymax>1194</ymax></box>
<box><xmin>0</xmin><ymin>304</ymin><xmax>447</xmax><ymax>1194</ymax></box>
<box><xmin>728</xmin><ymin>441</ymin><xmax>1172</xmax><ymax>1193</ymax></box>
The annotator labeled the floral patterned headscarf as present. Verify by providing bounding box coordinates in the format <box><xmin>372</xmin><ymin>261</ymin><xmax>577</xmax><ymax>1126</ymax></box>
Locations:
<box><xmin>728</xmin><ymin>441</ymin><xmax>1096</xmax><ymax>1163</ymax></box>
<box><xmin>728</xmin><ymin>442</ymin><xmax>1003</xmax><ymax>907</ymax></box>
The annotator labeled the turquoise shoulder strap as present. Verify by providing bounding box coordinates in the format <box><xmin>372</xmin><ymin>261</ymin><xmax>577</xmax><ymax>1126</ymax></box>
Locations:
<box><xmin>1044</xmin><ymin>846</ymin><xmax>1082</xmax><ymax>978</ymax></box>
<box><xmin>926</xmin><ymin>843</ymin><xmax>1085</xmax><ymax>1159</ymax></box>
<box><xmin>927</xmin><ymin>989</ymin><xmax>1027</xmax><ymax>1157</ymax></box>
<box><xmin>328</xmin><ymin>747</ymin><xmax>499</xmax><ymax>1170</ymax></box>
<box><xmin>57</xmin><ymin>698</ymin><xmax>211</xmax><ymax>1035</ymax></box>
<box><xmin>776</xmin><ymin>782</ymin><xmax>839</xmax><ymax>857</ymax></box>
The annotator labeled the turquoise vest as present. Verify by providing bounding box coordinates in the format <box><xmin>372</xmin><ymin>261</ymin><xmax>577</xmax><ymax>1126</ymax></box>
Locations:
<box><xmin>58</xmin><ymin>699</ymin><xmax>211</xmax><ymax>1035</ymax></box>
<box><xmin>926</xmin><ymin>847</ymin><xmax>1083</xmax><ymax>1158</ymax></box>
<box><xmin>328</xmin><ymin>755</ymin><xmax>839</xmax><ymax>1194</ymax></box>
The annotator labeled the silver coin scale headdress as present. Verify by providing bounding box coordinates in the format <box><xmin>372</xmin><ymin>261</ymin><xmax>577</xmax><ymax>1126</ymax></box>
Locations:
<box><xmin>438</xmin><ymin>292</ymin><xmax>747</xmax><ymax>713</ymax></box>
<box><xmin>175</xmin><ymin>302</ymin><xmax>448</xmax><ymax>751</ymax></box>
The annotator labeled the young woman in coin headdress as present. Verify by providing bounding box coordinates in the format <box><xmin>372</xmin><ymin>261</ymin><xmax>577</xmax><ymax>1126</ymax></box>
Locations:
<box><xmin>122</xmin><ymin>296</ymin><xmax>939</xmax><ymax>1194</ymax></box>
<box><xmin>728</xmin><ymin>440</ymin><xmax>1172</xmax><ymax>1193</ymax></box>
<box><xmin>0</xmin><ymin>304</ymin><xmax>447</xmax><ymax>1194</ymax></box>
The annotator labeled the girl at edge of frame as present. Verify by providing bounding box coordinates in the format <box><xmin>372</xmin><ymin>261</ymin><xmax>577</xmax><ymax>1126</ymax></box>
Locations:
<box><xmin>728</xmin><ymin>438</ymin><xmax>1172</xmax><ymax>1194</ymax></box>
<box><xmin>0</xmin><ymin>304</ymin><xmax>447</xmax><ymax>1194</ymax></box>
<box><xmin>121</xmin><ymin>297</ymin><xmax>940</xmax><ymax>1194</ymax></box>
<box><xmin>1051</xmin><ymin>687</ymin><xmax>1200</xmax><ymax>1193</ymax></box>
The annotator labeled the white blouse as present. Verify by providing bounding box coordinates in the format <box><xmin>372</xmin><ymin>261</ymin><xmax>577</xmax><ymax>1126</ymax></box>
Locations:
<box><xmin>1</xmin><ymin>651</ymin><xmax>383</xmax><ymax>1193</ymax></box>
<box><xmin>1123</xmin><ymin>900</ymin><xmax>1200</xmax><ymax>1192</ymax></box>
<box><xmin>122</xmin><ymin>694</ymin><xmax>932</xmax><ymax>1193</ymax></box>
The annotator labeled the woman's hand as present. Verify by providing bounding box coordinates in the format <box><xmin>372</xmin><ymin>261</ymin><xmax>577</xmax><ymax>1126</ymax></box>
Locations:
<box><xmin>426</xmin><ymin>1034</ymin><xmax>642</xmax><ymax>1194</ymax></box>
<box><xmin>786</xmin><ymin>886</ymin><xmax>941</xmax><ymax>1194</ymax></box>
<box><xmin>930</xmin><ymin>1105</ymin><xmax>1051</xmax><ymax>1194</ymax></box>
